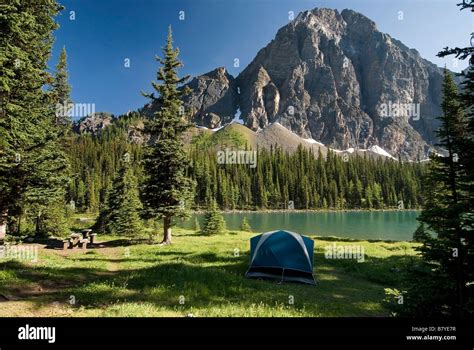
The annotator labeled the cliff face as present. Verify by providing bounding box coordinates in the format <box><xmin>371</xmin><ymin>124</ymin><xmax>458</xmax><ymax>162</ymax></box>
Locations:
<box><xmin>143</xmin><ymin>8</ymin><xmax>448</xmax><ymax>160</ymax></box>
<box><xmin>235</xmin><ymin>8</ymin><xmax>444</xmax><ymax>159</ymax></box>
<box><xmin>182</xmin><ymin>67</ymin><xmax>239</xmax><ymax>128</ymax></box>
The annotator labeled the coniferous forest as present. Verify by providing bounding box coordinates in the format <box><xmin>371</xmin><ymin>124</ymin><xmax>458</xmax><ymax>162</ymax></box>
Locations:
<box><xmin>64</xmin><ymin>120</ymin><xmax>425</xmax><ymax>213</ymax></box>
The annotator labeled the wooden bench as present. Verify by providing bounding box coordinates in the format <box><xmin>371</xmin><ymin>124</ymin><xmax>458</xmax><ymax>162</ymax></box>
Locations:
<box><xmin>81</xmin><ymin>229</ymin><xmax>92</xmax><ymax>239</ymax></box>
<box><xmin>81</xmin><ymin>229</ymin><xmax>97</xmax><ymax>244</ymax></box>
<box><xmin>63</xmin><ymin>233</ymin><xmax>89</xmax><ymax>250</ymax></box>
<box><xmin>80</xmin><ymin>238</ymin><xmax>88</xmax><ymax>250</ymax></box>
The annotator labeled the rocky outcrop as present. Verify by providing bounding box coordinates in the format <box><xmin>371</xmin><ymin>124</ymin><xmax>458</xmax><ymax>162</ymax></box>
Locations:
<box><xmin>141</xmin><ymin>67</ymin><xmax>239</xmax><ymax>129</ymax></box>
<box><xmin>127</xmin><ymin>119</ymin><xmax>149</xmax><ymax>144</ymax></box>
<box><xmin>182</xmin><ymin>67</ymin><xmax>239</xmax><ymax>128</ymax></box>
<box><xmin>238</xmin><ymin>66</ymin><xmax>280</xmax><ymax>130</ymax></box>
<box><xmin>73</xmin><ymin>112</ymin><xmax>113</xmax><ymax>135</ymax></box>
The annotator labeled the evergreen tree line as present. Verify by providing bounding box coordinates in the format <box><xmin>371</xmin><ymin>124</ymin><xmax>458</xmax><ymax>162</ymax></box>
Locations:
<box><xmin>65</xmin><ymin>125</ymin><xmax>142</xmax><ymax>213</ymax></box>
<box><xmin>189</xmin><ymin>145</ymin><xmax>425</xmax><ymax>210</ymax></box>
<box><xmin>66</xmin><ymin>133</ymin><xmax>426</xmax><ymax>213</ymax></box>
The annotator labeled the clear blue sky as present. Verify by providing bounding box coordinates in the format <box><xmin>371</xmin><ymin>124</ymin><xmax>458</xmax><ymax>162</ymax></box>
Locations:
<box><xmin>50</xmin><ymin>0</ymin><xmax>473</xmax><ymax>117</ymax></box>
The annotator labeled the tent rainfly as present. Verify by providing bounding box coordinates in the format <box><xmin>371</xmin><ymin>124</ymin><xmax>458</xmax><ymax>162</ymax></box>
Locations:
<box><xmin>245</xmin><ymin>230</ymin><xmax>316</xmax><ymax>285</ymax></box>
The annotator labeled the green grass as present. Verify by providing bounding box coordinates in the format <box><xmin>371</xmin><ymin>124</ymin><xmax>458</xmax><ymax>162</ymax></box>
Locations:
<box><xmin>0</xmin><ymin>229</ymin><xmax>420</xmax><ymax>317</ymax></box>
<box><xmin>191</xmin><ymin>124</ymin><xmax>252</xmax><ymax>150</ymax></box>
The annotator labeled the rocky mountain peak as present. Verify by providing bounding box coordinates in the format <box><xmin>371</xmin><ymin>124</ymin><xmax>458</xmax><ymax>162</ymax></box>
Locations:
<box><xmin>235</xmin><ymin>7</ymin><xmax>445</xmax><ymax>159</ymax></box>
<box><xmin>180</xmin><ymin>67</ymin><xmax>239</xmax><ymax>128</ymax></box>
<box><xmin>340</xmin><ymin>8</ymin><xmax>377</xmax><ymax>31</ymax></box>
<box><xmin>140</xmin><ymin>7</ymin><xmax>448</xmax><ymax>160</ymax></box>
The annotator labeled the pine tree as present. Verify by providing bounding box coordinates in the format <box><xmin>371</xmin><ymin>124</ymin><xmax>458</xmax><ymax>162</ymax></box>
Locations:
<box><xmin>52</xmin><ymin>46</ymin><xmax>72</xmax><ymax>130</ymax></box>
<box><xmin>240</xmin><ymin>216</ymin><xmax>251</xmax><ymax>232</ymax></box>
<box><xmin>0</xmin><ymin>1</ymin><xmax>69</xmax><ymax>238</ymax></box>
<box><xmin>202</xmin><ymin>199</ymin><xmax>226</xmax><ymax>235</ymax></box>
<box><xmin>457</xmin><ymin>66</ymin><xmax>474</xmax><ymax>294</ymax></box>
<box><xmin>430</xmin><ymin>2</ymin><xmax>474</xmax><ymax>317</ymax></box>
<box><xmin>30</xmin><ymin>46</ymin><xmax>73</xmax><ymax>237</ymax></box>
<box><xmin>141</xmin><ymin>26</ymin><xmax>195</xmax><ymax>245</ymax></box>
<box><xmin>101</xmin><ymin>153</ymin><xmax>143</xmax><ymax>236</ymax></box>
<box><xmin>407</xmin><ymin>69</ymin><xmax>472</xmax><ymax>317</ymax></box>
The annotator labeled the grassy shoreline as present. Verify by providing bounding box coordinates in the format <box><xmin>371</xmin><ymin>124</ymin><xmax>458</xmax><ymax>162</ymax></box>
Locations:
<box><xmin>0</xmin><ymin>228</ymin><xmax>419</xmax><ymax>317</ymax></box>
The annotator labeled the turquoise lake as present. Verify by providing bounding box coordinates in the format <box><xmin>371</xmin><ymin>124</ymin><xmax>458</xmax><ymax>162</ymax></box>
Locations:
<box><xmin>181</xmin><ymin>211</ymin><xmax>421</xmax><ymax>241</ymax></box>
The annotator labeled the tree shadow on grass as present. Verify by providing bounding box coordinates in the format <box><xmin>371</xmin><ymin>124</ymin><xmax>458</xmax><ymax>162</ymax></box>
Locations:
<box><xmin>71</xmin><ymin>251</ymin><xmax>192</xmax><ymax>264</ymax></box>
<box><xmin>314</xmin><ymin>251</ymin><xmax>421</xmax><ymax>287</ymax></box>
<box><xmin>44</xmin><ymin>238</ymin><xmax>155</xmax><ymax>250</ymax></box>
<box><xmin>315</xmin><ymin>236</ymin><xmax>399</xmax><ymax>243</ymax></box>
<box><xmin>0</xmin><ymin>251</ymin><xmax>397</xmax><ymax>316</ymax></box>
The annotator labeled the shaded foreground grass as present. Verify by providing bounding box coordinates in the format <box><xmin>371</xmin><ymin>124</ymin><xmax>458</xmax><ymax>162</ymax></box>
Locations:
<box><xmin>0</xmin><ymin>229</ymin><xmax>419</xmax><ymax>317</ymax></box>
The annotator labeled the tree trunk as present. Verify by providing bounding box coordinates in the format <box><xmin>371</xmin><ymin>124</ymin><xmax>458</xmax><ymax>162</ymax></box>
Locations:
<box><xmin>161</xmin><ymin>216</ymin><xmax>172</xmax><ymax>245</ymax></box>
<box><xmin>35</xmin><ymin>214</ymin><xmax>41</xmax><ymax>237</ymax></box>
<box><xmin>0</xmin><ymin>209</ymin><xmax>7</xmax><ymax>244</ymax></box>
<box><xmin>17</xmin><ymin>213</ymin><xmax>21</xmax><ymax>237</ymax></box>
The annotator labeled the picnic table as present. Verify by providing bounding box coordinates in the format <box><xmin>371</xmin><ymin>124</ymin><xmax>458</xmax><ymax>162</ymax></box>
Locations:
<box><xmin>81</xmin><ymin>229</ymin><xmax>97</xmax><ymax>244</ymax></box>
<box><xmin>63</xmin><ymin>230</ymin><xmax>97</xmax><ymax>250</ymax></box>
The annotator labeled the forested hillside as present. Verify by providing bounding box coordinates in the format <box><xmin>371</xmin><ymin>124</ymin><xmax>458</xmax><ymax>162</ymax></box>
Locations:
<box><xmin>66</xmin><ymin>116</ymin><xmax>425</xmax><ymax>212</ymax></box>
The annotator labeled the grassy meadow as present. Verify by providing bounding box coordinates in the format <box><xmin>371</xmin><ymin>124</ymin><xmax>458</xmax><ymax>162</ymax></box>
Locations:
<box><xmin>0</xmin><ymin>225</ymin><xmax>420</xmax><ymax>317</ymax></box>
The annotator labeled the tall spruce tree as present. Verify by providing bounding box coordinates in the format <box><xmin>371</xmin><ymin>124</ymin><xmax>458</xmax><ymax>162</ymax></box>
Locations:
<box><xmin>409</xmin><ymin>69</ymin><xmax>472</xmax><ymax>317</ymax></box>
<box><xmin>141</xmin><ymin>26</ymin><xmax>195</xmax><ymax>245</ymax></box>
<box><xmin>31</xmin><ymin>46</ymin><xmax>74</xmax><ymax>237</ymax></box>
<box><xmin>458</xmin><ymin>65</ymin><xmax>474</xmax><ymax>261</ymax></box>
<box><xmin>52</xmin><ymin>46</ymin><xmax>72</xmax><ymax>129</ymax></box>
<box><xmin>0</xmin><ymin>1</ymin><xmax>69</xmax><ymax>238</ymax></box>
<box><xmin>400</xmin><ymin>1</ymin><xmax>474</xmax><ymax>318</ymax></box>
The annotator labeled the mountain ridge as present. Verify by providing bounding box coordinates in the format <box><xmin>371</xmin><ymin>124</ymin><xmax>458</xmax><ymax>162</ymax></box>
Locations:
<box><xmin>173</xmin><ymin>7</ymin><xmax>451</xmax><ymax>160</ymax></box>
<box><xmin>81</xmin><ymin>7</ymin><xmax>454</xmax><ymax>161</ymax></box>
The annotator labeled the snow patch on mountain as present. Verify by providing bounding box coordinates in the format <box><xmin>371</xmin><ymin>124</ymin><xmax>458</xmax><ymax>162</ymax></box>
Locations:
<box><xmin>304</xmin><ymin>138</ymin><xmax>325</xmax><ymax>146</ymax></box>
<box><xmin>231</xmin><ymin>108</ymin><xmax>244</xmax><ymax>125</ymax></box>
<box><xmin>368</xmin><ymin>145</ymin><xmax>396</xmax><ymax>159</ymax></box>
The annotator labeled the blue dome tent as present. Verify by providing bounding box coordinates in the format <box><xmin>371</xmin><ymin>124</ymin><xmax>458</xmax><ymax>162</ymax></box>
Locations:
<box><xmin>245</xmin><ymin>230</ymin><xmax>316</xmax><ymax>285</ymax></box>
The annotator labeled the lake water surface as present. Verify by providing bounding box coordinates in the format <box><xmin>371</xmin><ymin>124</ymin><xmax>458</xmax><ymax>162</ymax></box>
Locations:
<box><xmin>182</xmin><ymin>211</ymin><xmax>420</xmax><ymax>241</ymax></box>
